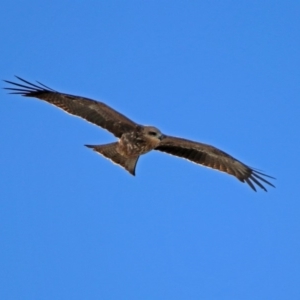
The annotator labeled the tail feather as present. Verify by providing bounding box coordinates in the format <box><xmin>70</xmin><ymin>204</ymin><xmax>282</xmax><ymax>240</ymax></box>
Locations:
<box><xmin>85</xmin><ymin>143</ymin><xmax>139</xmax><ymax>175</ymax></box>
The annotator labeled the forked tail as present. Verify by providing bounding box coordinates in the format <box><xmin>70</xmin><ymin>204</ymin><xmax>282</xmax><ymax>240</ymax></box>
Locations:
<box><xmin>85</xmin><ymin>142</ymin><xmax>139</xmax><ymax>175</ymax></box>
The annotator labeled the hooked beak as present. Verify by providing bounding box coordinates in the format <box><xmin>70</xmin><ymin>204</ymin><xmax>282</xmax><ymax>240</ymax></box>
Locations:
<box><xmin>159</xmin><ymin>134</ymin><xmax>166</xmax><ymax>141</ymax></box>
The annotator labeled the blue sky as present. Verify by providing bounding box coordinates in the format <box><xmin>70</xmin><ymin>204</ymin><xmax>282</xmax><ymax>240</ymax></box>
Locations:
<box><xmin>0</xmin><ymin>1</ymin><xmax>299</xmax><ymax>299</ymax></box>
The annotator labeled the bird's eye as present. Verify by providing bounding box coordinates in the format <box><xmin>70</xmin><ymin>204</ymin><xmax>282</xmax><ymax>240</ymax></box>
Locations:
<box><xmin>148</xmin><ymin>131</ymin><xmax>157</xmax><ymax>136</ymax></box>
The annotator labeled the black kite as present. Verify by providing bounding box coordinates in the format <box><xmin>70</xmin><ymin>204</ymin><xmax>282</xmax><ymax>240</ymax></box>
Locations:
<box><xmin>4</xmin><ymin>77</ymin><xmax>275</xmax><ymax>191</ymax></box>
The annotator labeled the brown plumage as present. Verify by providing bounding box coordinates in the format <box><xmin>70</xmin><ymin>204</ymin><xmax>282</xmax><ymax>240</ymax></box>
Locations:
<box><xmin>4</xmin><ymin>76</ymin><xmax>275</xmax><ymax>191</ymax></box>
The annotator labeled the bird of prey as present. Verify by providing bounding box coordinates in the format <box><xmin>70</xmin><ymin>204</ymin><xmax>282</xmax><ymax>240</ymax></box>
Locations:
<box><xmin>4</xmin><ymin>76</ymin><xmax>274</xmax><ymax>192</ymax></box>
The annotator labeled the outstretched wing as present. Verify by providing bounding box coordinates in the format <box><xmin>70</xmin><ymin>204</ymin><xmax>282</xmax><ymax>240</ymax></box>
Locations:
<box><xmin>156</xmin><ymin>135</ymin><xmax>275</xmax><ymax>192</ymax></box>
<box><xmin>4</xmin><ymin>76</ymin><xmax>137</xmax><ymax>138</ymax></box>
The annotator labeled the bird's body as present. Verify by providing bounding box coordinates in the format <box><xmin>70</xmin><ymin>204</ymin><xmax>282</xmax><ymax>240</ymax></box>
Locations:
<box><xmin>116</xmin><ymin>126</ymin><xmax>163</xmax><ymax>158</ymax></box>
<box><xmin>4</xmin><ymin>77</ymin><xmax>275</xmax><ymax>191</ymax></box>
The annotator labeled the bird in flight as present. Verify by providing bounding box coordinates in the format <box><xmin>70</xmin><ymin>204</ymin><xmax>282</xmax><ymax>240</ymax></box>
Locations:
<box><xmin>4</xmin><ymin>76</ymin><xmax>274</xmax><ymax>191</ymax></box>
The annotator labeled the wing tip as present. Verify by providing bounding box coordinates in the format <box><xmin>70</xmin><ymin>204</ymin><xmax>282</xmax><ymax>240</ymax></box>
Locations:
<box><xmin>244</xmin><ymin>170</ymin><xmax>275</xmax><ymax>192</ymax></box>
<box><xmin>3</xmin><ymin>76</ymin><xmax>55</xmax><ymax>97</ymax></box>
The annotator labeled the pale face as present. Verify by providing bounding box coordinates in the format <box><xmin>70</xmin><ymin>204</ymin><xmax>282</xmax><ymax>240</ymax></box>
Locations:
<box><xmin>143</xmin><ymin>126</ymin><xmax>164</xmax><ymax>141</ymax></box>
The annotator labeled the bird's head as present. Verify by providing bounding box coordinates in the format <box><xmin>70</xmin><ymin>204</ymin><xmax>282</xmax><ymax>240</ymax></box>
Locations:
<box><xmin>143</xmin><ymin>126</ymin><xmax>164</xmax><ymax>144</ymax></box>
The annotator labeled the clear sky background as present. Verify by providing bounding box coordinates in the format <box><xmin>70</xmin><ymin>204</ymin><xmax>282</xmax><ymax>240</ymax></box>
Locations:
<box><xmin>0</xmin><ymin>1</ymin><xmax>299</xmax><ymax>299</ymax></box>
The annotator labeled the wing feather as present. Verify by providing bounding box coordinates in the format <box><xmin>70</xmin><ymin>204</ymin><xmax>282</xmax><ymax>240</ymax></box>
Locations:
<box><xmin>156</xmin><ymin>135</ymin><xmax>275</xmax><ymax>191</ymax></box>
<box><xmin>4</xmin><ymin>76</ymin><xmax>137</xmax><ymax>138</ymax></box>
